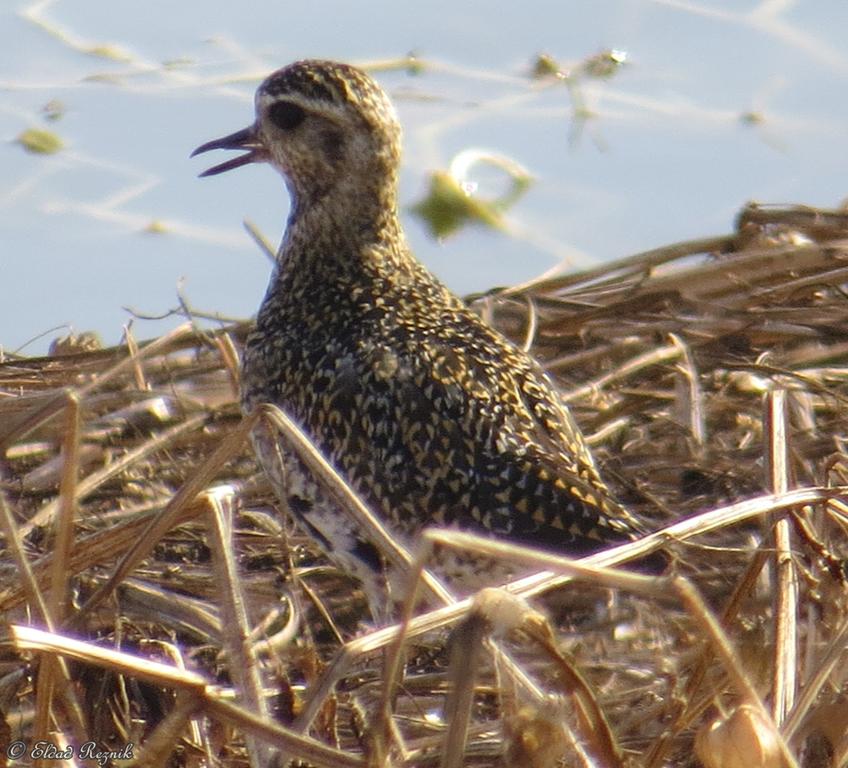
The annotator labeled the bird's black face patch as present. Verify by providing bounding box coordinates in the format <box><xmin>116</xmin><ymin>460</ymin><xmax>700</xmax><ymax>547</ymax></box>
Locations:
<box><xmin>269</xmin><ymin>101</ymin><xmax>307</xmax><ymax>131</ymax></box>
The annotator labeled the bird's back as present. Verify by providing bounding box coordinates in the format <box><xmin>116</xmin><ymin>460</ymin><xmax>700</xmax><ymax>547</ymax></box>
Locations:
<box><xmin>242</xmin><ymin>235</ymin><xmax>640</xmax><ymax>570</ymax></box>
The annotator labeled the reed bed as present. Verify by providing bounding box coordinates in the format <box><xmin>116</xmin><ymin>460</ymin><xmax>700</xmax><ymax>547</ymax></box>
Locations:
<box><xmin>1</xmin><ymin>202</ymin><xmax>846</xmax><ymax>767</ymax></box>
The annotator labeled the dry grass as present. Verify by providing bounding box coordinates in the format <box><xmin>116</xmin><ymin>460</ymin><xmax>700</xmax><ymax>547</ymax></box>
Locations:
<box><xmin>1</xmin><ymin>202</ymin><xmax>847</xmax><ymax>767</ymax></box>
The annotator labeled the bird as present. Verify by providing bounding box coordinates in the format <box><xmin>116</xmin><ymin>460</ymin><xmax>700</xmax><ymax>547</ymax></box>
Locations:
<box><xmin>192</xmin><ymin>59</ymin><xmax>645</xmax><ymax>613</ymax></box>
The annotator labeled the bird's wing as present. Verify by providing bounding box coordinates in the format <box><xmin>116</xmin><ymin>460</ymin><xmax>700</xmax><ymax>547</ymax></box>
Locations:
<box><xmin>393</xmin><ymin>309</ymin><xmax>643</xmax><ymax>543</ymax></box>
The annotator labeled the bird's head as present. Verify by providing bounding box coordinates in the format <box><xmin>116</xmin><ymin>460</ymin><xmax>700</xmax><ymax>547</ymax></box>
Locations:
<box><xmin>192</xmin><ymin>60</ymin><xmax>402</xmax><ymax>206</ymax></box>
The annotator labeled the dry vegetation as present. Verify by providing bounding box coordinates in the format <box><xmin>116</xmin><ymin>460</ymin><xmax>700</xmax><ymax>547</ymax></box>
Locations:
<box><xmin>1</xmin><ymin>202</ymin><xmax>847</xmax><ymax>767</ymax></box>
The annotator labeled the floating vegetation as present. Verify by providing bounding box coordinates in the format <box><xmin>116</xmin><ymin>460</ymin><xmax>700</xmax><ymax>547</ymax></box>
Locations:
<box><xmin>16</xmin><ymin>127</ymin><xmax>64</xmax><ymax>155</ymax></box>
<box><xmin>531</xmin><ymin>48</ymin><xmax>628</xmax><ymax>82</ymax></box>
<box><xmin>42</xmin><ymin>99</ymin><xmax>66</xmax><ymax>122</ymax></box>
<box><xmin>85</xmin><ymin>43</ymin><xmax>132</xmax><ymax>61</ymax></box>
<box><xmin>412</xmin><ymin>149</ymin><xmax>532</xmax><ymax>238</ymax></box>
<box><xmin>143</xmin><ymin>219</ymin><xmax>170</xmax><ymax>235</ymax></box>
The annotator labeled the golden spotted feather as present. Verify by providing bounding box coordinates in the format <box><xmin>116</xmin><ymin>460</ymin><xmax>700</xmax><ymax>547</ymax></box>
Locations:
<box><xmin>193</xmin><ymin>59</ymin><xmax>645</xmax><ymax>603</ymax></box>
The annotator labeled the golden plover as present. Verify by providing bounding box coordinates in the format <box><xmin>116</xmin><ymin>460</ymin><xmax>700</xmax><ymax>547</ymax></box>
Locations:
<box><xmin>193</xmin><ymin>59</ymin><xmax>645</xmax><ymax>609</ymax></box>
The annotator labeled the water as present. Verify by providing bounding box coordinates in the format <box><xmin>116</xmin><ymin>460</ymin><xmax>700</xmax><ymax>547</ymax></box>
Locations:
<box><xmin>3</xmin><ymin>0</ymin><xmax>847</xmax><ymax>353</ymax></box>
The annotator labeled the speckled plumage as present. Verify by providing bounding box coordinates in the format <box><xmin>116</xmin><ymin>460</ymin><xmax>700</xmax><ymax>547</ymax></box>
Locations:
<box><xmin>194</xmin><ymin>60</ymin><xmax>643</xmax><ymax>605</ymax></box>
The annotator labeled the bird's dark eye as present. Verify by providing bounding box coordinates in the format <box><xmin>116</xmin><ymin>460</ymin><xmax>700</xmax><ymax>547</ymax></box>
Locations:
<box><xmin>268</xmin><ymin>101</ymin><xmax>306</xmax><ymax>131</ymax></box>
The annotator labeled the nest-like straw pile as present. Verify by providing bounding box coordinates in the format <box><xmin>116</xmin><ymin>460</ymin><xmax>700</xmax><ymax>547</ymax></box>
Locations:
<box><xmin>1</xmin><ymin>203</ymin><xmax>846</xmax><ymax>768</ymax></box>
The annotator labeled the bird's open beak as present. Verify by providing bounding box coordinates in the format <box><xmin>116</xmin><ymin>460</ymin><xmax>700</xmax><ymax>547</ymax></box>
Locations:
<box><xmin>191</xmin><ymin>125</ymin><xmax>267</xmax><ymax>177</ymax></box>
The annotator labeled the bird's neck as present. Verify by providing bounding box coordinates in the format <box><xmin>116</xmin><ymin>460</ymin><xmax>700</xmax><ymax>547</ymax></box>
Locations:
<box><xmin>278</xmin><ymin>174</ymin><xmax>410</xmax><ymax>284</ymax></box>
